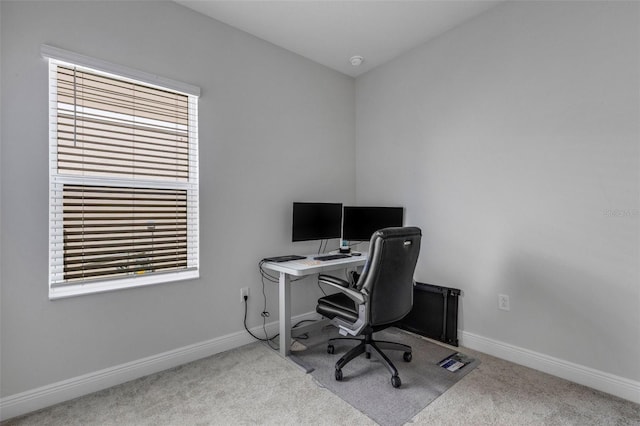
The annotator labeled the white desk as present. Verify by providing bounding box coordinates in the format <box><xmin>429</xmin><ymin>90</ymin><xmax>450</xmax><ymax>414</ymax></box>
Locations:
<box><xmin>261</xmin><ymin>253</ymin><xmax>367</xmax><ymax>358</ymax></box>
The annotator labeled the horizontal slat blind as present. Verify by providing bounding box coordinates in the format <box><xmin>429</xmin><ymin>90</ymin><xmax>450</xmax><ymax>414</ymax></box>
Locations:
<box><xmin>56</xmin><ymin>65</ymin><xmax>190</xmax><ymax>181</ymax></box>
<box><xmin>62</xmin><ymin>185</ymin><xmax>188</xmax><ymax>282</ymax></box>
<box><xmin>48</xmin><ymin>57</ymin><xmax>199</xmax><ymax>291</ymax></box>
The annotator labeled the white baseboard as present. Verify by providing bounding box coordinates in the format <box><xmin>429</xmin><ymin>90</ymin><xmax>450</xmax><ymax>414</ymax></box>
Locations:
<box><xmin>0</xmin><ymin>312</ymin><xmax>318</xmax><ymax>422</ymax></box>
<box><xmin>460</xmin><ymin>330</ymin><xmax>640</xmax><ymax>404</ymax></box>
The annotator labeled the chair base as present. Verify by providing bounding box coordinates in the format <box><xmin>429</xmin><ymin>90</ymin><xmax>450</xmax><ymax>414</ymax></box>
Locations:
<box><xmin>327</xmin><ymin>332</ymin><xmax>412</xmax><ymax>388</ymax></box>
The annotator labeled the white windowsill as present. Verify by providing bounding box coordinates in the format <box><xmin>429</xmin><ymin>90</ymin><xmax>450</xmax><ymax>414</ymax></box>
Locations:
<box><xmin>49</xmin><ymin>270</ymin><xmax>199</xmax><ymax>300</ymax></box>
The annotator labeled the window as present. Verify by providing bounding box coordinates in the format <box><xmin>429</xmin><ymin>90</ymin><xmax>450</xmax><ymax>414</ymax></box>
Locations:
<box><xmin>44</xmin><ymin>46</ymin><xmax>200</xmax><ymax>299</ymax></box>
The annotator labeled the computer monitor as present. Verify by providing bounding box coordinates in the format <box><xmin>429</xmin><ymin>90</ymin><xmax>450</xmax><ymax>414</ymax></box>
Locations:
<box><xmin>342</xmin><ymin>206</ymin><xmax>404</xmax><ymax>241</ymax></box>
<box><xmin>292</xmin><ymin>202</ymin><xmax>343</xmax><ymax>242</ymax></box>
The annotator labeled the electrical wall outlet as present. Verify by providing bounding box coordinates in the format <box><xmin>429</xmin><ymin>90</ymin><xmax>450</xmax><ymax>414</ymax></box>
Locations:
<box><xmin>498</xmin><ymin>294</ymin><xmax>510</xmax><ymax>311</ymax></box>
<box><xmin>240</xmin><ymin>287</ymin><xmax>249</xmax><ymax>303</ymax></box>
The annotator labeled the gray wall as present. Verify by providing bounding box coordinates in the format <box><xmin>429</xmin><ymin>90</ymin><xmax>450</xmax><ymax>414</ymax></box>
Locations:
<box><xmin>0</xmin><ymin>1</ymin><xmax>355</xmax><ymax>396</ymax></box>
<box><xmin>356</xmin><ymin>1</ymin><xmax>639</xmax><ymax>380</ymax></box>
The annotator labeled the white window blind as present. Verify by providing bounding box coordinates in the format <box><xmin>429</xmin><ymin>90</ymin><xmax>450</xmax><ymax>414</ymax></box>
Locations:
<box><xmin>55</xmin><ymin>65</ymin><xmax>190</xmax><ymax>180</ymax></box>
<box><xmin>45</xmin><ymin>47</ymin><xmax>199</xmax><ymax>299</ymax></box>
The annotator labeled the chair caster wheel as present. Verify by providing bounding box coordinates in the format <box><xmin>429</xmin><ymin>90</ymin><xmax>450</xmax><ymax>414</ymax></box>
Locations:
<box><xmin>335</xmin><ymin>369</ymin><xmax>343</xmax><ymax>381</ymax></box>
<box><xmin>365</xmin><ymin>352</ymin><xmax>371</xmax><ymax>359</ymax></box>
<box><xmin>327</xmin><ymin>345</ymin><xmax>335</xmax><ymax>354</ymax></box>
<box><xmin>391</xmin><ymin>375</ymin><xmax>401</xmax><ymax>388</ymax></box>
<box><xmin>403</xmin><ymin>352</ymin><xmax>412</xmax><ymax>362</ymax></box>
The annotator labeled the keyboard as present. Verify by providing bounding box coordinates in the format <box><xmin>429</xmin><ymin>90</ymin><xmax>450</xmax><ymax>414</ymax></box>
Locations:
<box><xmin>294</xmin><ymin>258</ymin><xmax>322</xmax><ymax>266</ymax></box>
<box><xmin>313</xmin><ymin>254</ymin><xmax>351</xmax><ymax>261</ymax></box>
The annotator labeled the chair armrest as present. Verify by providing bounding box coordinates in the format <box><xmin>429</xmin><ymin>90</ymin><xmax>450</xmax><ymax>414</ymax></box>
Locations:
<box><xmin>318</xmin><ymin>275</ymin><xmax>366</xmax><ymax>305</ymax></box>
<box><xmin>318</xmin><ymin>274</ymin><xmax>350</xmax><ymax>288</ymax></box>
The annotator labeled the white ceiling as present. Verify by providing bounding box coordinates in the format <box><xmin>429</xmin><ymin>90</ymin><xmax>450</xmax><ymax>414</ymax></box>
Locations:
<box><xmin>175</xmin><ymin>0</ymin><xmax>503</xmax><ymax>77</ymax></box>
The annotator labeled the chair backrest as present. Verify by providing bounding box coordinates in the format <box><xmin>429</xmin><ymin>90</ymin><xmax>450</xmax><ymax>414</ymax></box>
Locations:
<box><xmin>356</xmin><ymin>227</ymin><xmax>422</xmax><ymax>326</ymax></box>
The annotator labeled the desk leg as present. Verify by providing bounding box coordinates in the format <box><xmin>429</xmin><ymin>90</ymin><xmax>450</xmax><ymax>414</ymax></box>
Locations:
<box><xmin>278</xmin><ymin>272</ymin><xmax>291</xmax><ymax>357</ymax></box>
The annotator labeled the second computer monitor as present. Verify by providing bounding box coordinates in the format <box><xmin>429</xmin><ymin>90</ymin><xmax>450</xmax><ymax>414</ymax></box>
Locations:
<box><xmin>342</xmin><ymin>206</ymin><xmax>404</xmax><ymax>241</ymax></box>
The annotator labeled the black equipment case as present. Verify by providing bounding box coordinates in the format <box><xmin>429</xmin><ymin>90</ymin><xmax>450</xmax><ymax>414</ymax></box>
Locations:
<box><xmin>397</xmin><ymin>282</ymin><xmax>461</xmax><ymax>346</ymax></box>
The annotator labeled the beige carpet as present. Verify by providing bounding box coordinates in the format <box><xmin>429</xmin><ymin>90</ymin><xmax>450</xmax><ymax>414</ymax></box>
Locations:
<box><xmin>3</xmin><ymin>334</ymin><xmax>639</xmax><ymax>425</ymax></box>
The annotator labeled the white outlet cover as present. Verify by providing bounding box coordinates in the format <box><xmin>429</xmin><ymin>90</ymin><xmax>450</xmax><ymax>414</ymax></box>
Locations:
<box><xmin>498</xmin><ymin>294</ymin><xmax>510</xmax><ymax>311</ymax></box>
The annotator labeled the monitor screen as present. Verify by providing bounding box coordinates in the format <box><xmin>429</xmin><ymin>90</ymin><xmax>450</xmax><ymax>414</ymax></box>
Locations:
<box><xmin>342</xmin><ymin>206</ymin><xmax>404</xmax><ymax>241</ymax></box>
<box><xmin>292</xmin><ymin>202</ymin><xmax>343</xmax><ymax>242</ymax></box>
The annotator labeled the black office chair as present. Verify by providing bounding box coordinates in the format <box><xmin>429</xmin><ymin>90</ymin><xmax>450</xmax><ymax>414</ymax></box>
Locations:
<box><xmin>316</xmin><ymin>227</ymin><xmax>422</xmax><ymax>388</ymax></box>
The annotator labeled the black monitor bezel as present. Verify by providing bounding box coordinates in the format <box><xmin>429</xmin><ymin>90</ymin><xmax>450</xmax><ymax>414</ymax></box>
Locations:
<box><xmin>291</xmin><ymin>202</ymin><xmax>343</xmax><ymax>242</ymax></box>
<box><xmin>342</xmin><ymin>206</ymin><xmax>404</xmax><ymax>242</ymax></box>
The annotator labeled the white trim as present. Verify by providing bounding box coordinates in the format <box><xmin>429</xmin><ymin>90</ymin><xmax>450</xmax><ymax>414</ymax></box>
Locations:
<box><xmin>50</xmin><ymin>174</ymin><xmax>197</xmax><ymax>192</ymax></box>
<box><xmin>49</xmin><ymin>269</ymin><xmax>200</xmax><ymax>300</ymax></box>
<box><xmin>459</xmin><ymin>330</ymin><xmax>640</xmax><ymax>404</ymax></box>
<box><xmin>41</xmin><ymin>45</ymin><xmax>200</xmax><ymax>96</ymax></box>
<box><xmin>0</xmin><ymin>312</ymin><xmax>318</xmax><ymax>421</ymax></box>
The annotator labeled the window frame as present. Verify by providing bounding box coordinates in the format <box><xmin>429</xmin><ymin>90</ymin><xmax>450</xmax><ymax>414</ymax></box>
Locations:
<box><xmin>43</xmin><ymin>45</ymin><xmax>200</xmax><ymax>300</ymax></box>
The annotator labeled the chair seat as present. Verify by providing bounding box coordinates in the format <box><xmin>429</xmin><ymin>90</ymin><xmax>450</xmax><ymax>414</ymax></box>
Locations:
<box><xmin>316</xmin><ymin>292</ymin><xmax>358</xmax><ymax>323</ymax></box>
